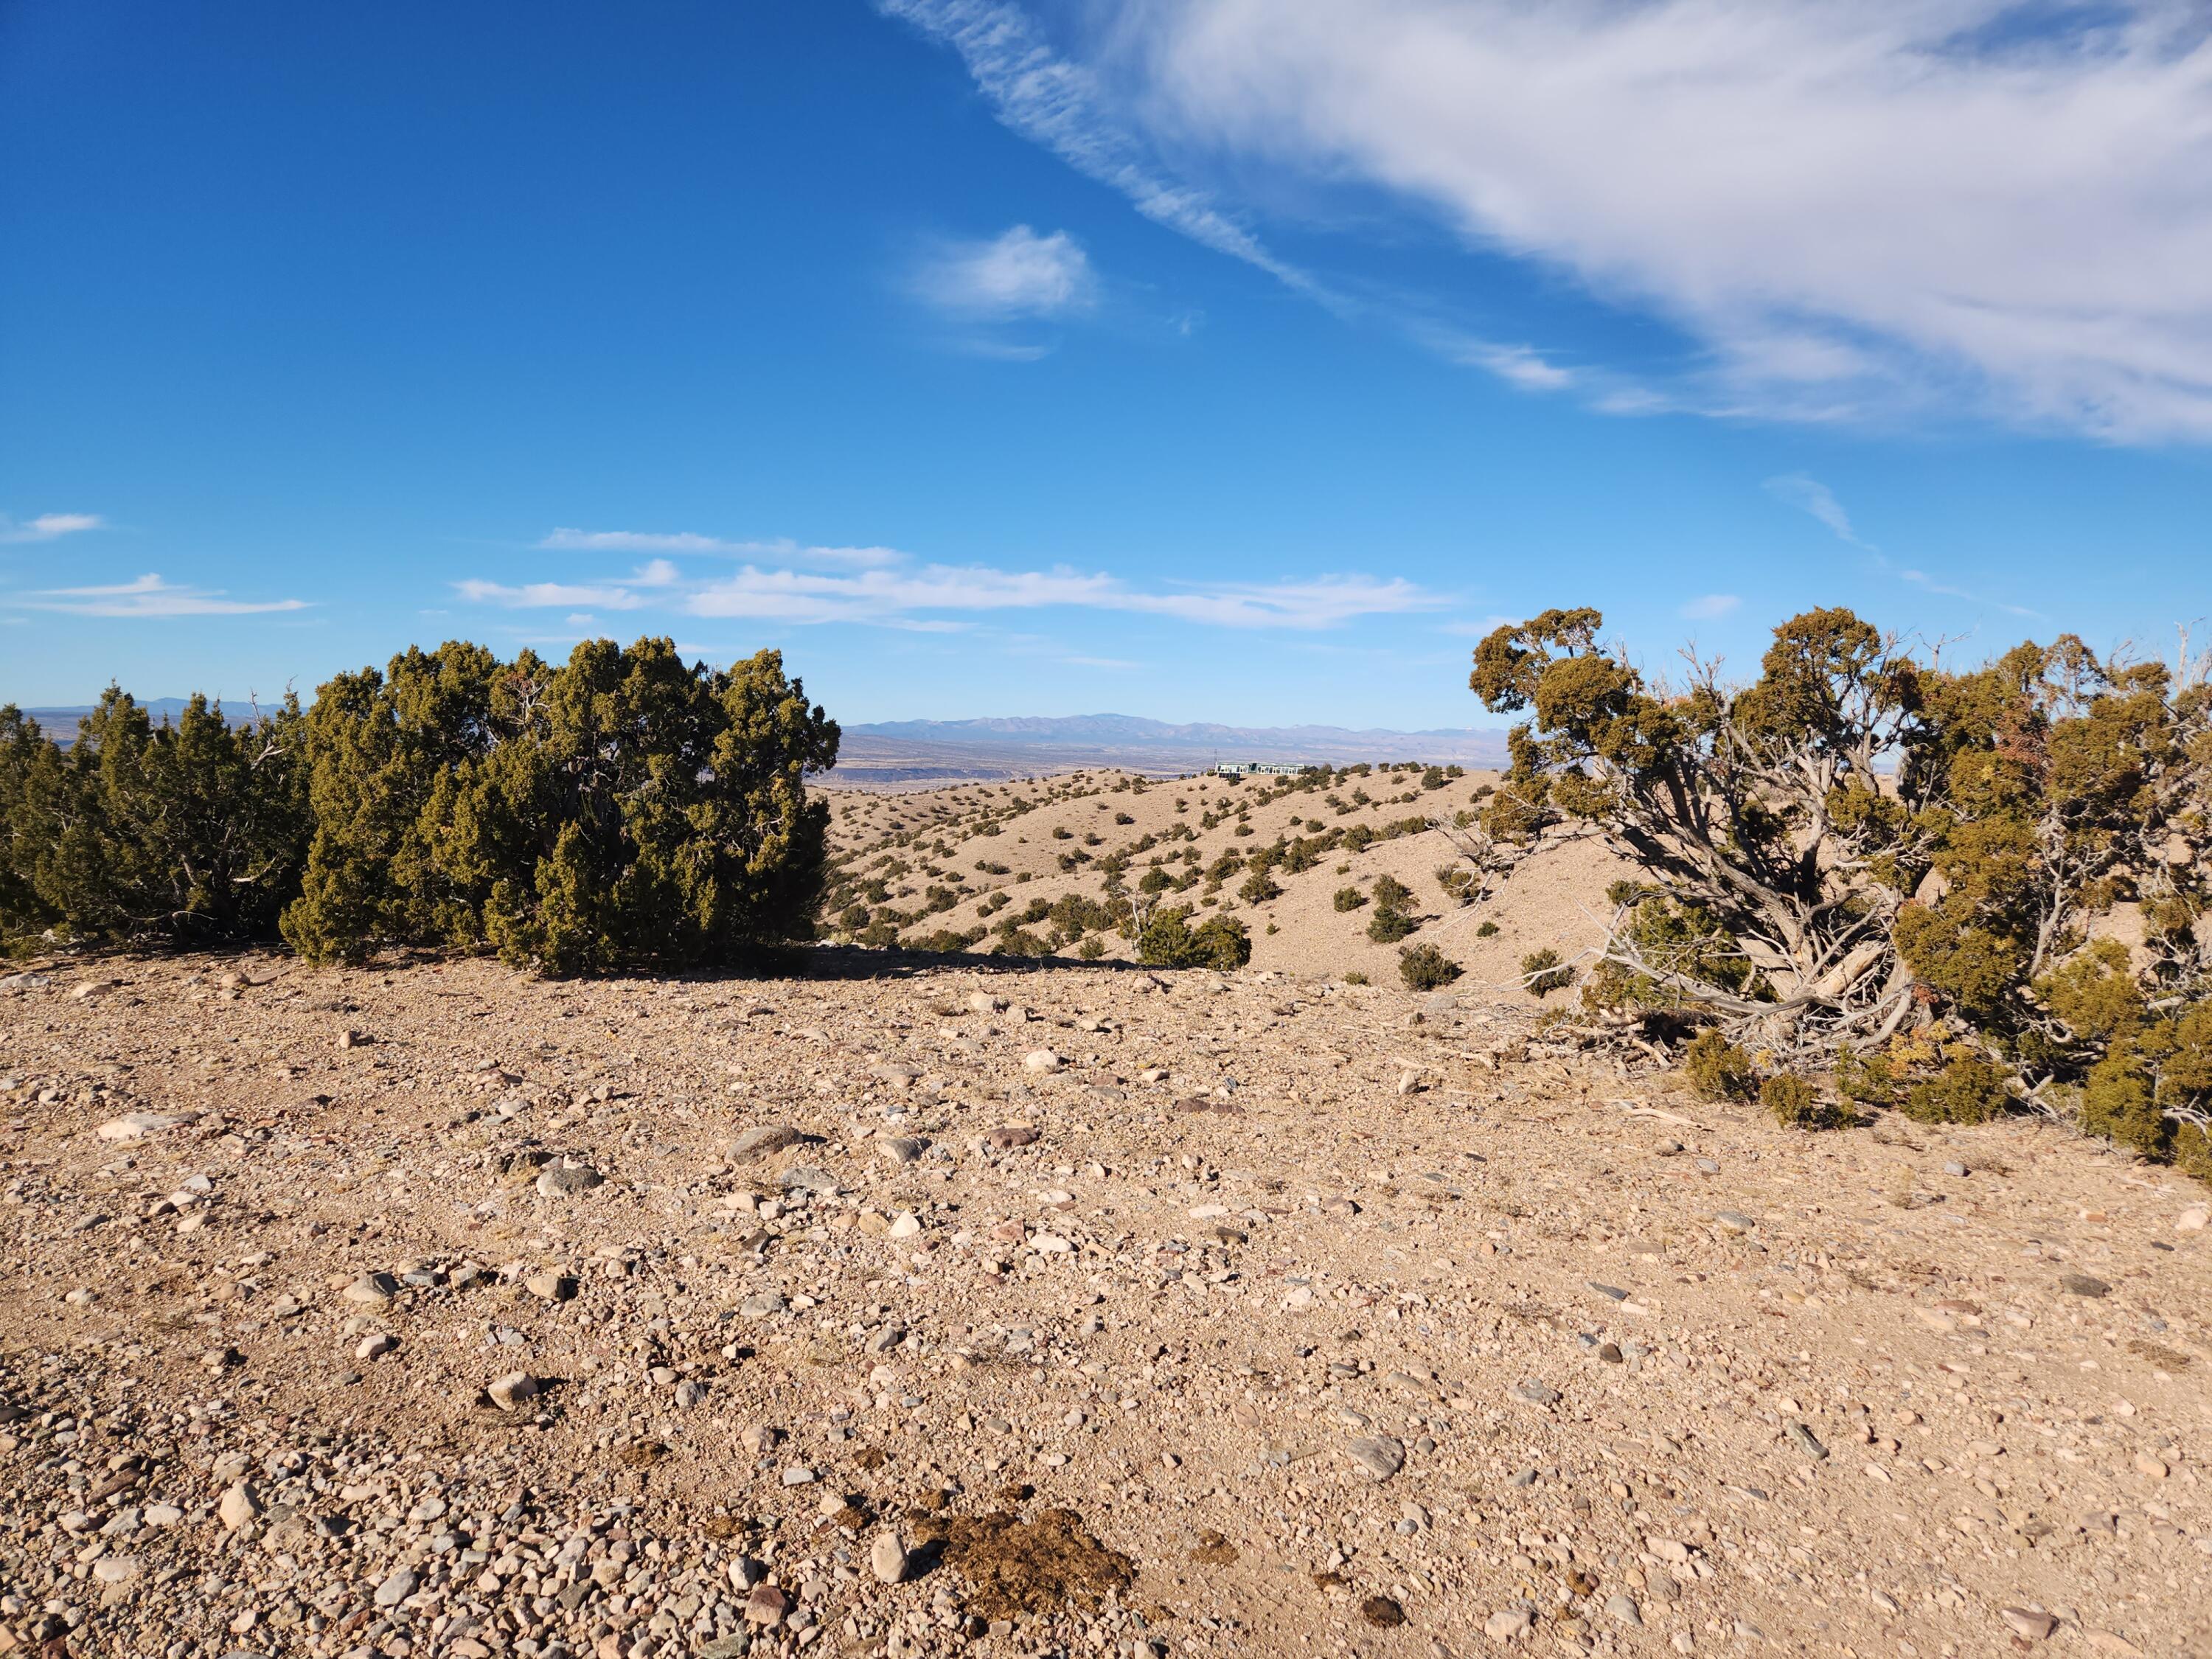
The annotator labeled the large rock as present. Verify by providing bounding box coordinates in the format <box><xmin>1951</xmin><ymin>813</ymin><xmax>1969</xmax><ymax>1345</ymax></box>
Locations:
<box><xmin>96</xmin><ymin>1112</ymin><xmax>197</xmax><ymax>1143</ymax></box>
<box><xmin>535</xmin><ymin>1161</ymin><xmax>603</xmax><ymax>1197</ymax></box>
<box><xmin>731</xmin><ymin>1124</ymin><xmax>804</xmax><ymax>1162</ymax></box>
<box><xmin>1343</xmin><ymin>1436</ymin><xmax>1404</xmax><ymax>1481</ymax></box>
<box><xmin>217</xmin><ymin>1483</ymin><xmax>260</xmax><ymax>1531</ymax></box>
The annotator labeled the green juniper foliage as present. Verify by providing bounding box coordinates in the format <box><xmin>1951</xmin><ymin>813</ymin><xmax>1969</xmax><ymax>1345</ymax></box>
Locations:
<box><xmin>1467</xmin><ymin>605</ymin><xmax>2212</xmax><ymax>1173</ymax></box>
<box><xmin>1</xmin><ymin>639</ymin><xmax>838</xmax><ymax>976</ymax></box>
<box><xmin>0</xmin><ymin>691</ymin><xmax>310</xmax><ymax>950</ymax></box>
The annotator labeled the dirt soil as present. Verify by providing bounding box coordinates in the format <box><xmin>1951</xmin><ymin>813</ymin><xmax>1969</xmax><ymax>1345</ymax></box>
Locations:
<box><xmin>1</xmin><ymin>938</ymin><xmax>2208</xmax><ymax>1659</ymax></box>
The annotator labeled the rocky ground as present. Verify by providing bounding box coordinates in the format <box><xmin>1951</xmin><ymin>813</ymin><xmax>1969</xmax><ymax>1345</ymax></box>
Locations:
<box><xmin>2</xmin><ymin>945</ymin><xmax>2209</xmax><ymax>1659</ymax></box>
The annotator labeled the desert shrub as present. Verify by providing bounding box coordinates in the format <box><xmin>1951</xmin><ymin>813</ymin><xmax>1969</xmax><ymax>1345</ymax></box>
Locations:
<box><xmin>1399</xmin><ymin>942</ymin><xmax>1464</xmax><ymax>990</ymax></box>
<box><xmin>280</xmin><ymin>639</ymin><xmax>838</xmax><ymax>975</ymax></box>
<box><xmin>1048</xmin><ymin>894</ymin><xmax>1114</xmax><ymax>937</ymax></box>
<box><xmin>1366</xmin><ymin>906</ymin><xmax>1418</xmax><ymax>944</ymax></box>
<box><xmin>1520</xmin><ymin>947</ymin><xmax>1573</xmax><ymax>996</ymax></box>
<box><xmin>1238</xmin><ymin>869</ymin><xmax>1282</xmax><ymax>905</ymax></box>
<box><xmin>1900</xmin><ymin>1055</ymin><xmax>2011</xmax><ymax>1124</ymax></box>
<box><xmin>1475</xmin><ymin>919</ymin><xmax>1499</xmax><ymax>938</ymax></box>
<box><xmin>1343</xmin><ymin>970</ymin><xmax>1369</xmax><ymax>985</ymax></box>
<box><xmin>1833</xmin><ymin>1051</ymin><xmax>1896</xmax><ymax>1109</ymax></box>
<box><xmin>992</xmin><ymin>925</ymin><xmax>1052</xmax><ymax>957</ymax></box>
<box><xmin>1434</xmin><ymin>863</ymin><xmax>1478</xmax><ymax>905</ymax></box>
<box><xmin>1136</xmin><ymin>904</ymin><xmax>1251</xmax><ymax>970</ymax></box>
<box><xmin>1333</xmin><ymin>886</ymin><xmax>1367</xmax><ymax>912</ymax></box>
<box><xmin>908</xmin><ymin>926</ymin><xmax>985</xmax><ymax>953</ymax></box>
<box><xmin>1371</xmin><ymin>874</ymin><xmax>1413</xmax><ymax>910</ymax></box>
<box><xmin>1761</xmin><ymin>1072</ymin><xmax>1845</xmax><ymax>1130</ymax></box>
<box><xmin>1077</xmin><ymin>935</ymin><xmax>1106</xmax><ymax>960</ymax></box>
<box><xmin>1683</xmin><ymin>1029</ymin><xmax>1756</xmax><ymax>1101</ymax></box>
<box><xmin>0</xmin><ymin>691</ymin><xmax>311</xmax><ymax>950</ymax></box>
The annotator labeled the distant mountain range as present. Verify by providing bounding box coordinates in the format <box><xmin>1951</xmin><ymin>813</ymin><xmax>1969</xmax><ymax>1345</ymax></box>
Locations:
<box><xmin>828</xmin><ymin>714</ymin><xmax>1509</xmax><ymax>784</ymax></box>
<box><xmin>10</xmin><ymin>699</ymin><xmax>1510</xmax><ymax>779</ymax></box>
<box><xmin>17</xmin><ymin>698</ymin><xmax>230</xmax><ymax>743</ymax></box>
<box><xmin>850</xmin><ymin>713</ymin><xmax>1509</xmax><ymax>759</ymax></box>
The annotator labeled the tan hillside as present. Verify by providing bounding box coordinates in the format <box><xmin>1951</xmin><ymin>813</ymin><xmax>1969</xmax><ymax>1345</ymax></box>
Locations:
<box><xmin>821</xmin><ymin>766</ymin><xmax>1635</xmax><ymax>998</ymax></box>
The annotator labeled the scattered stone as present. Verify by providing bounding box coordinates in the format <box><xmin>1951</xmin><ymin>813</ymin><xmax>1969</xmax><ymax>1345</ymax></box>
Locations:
<box><xmin>1510</xmin><ymin>1380</ymin><xmax>1561</xmax><ymax>1405</ymax></box>
<box><xmin>870</xmin><ymin>1531</ymin><xmax>908</xmax><ymax>1583</ymax></box>
<box><xmin>1605</xmin><ymin>1594</ymin><xmax>1642</xmax><ymax>1627</ymax></box>
<box><xmin>2002</xmin><ymin>1608</ymin><xmax>2058</xmax><ymax>1642</ymax></box>
<box><xmin>487</xmin><ymin>1371</ymin><xmax>539</xmax><ymax>1411</ymax></box>
<box><xmin>878</xmin><ymin>1135</ymin><xmax>928</xmax><ymax>1166</ymax></box>
<box><xmin>2060</xmin><ymin>1274</ymin><xmax>2112</xmax><ymax>1298</ymax></box>
<box><xmin>95</xmin><ymin>1112</ymin><xmax>195</xmax><ymax>1143</ymax></box>
<box><xmin>1343</xmin><ymin>1436</ymin><xmax>1405</xmax><ymax>1481</ymax></box>
<box><xmin>1023</xmin><ymin>1049</ymin><xmax>1065</xmax><ymax>1074</ymax></box>
<box><xmin>216</xmin><ymin>1483</ymin><xmax>260</xmax><ymax>1531</ymax></box>
<box><xmin>535</xmin><ymin>1160</ymin><xmax>603</xmax><ymax>1197</ymax></box>
<box><xmin>1485</xmin><ymin>1606</ymin><xmax>1534</xmax><ymax>1642</ymax></box>
<box><xmin>731</xmin><ymin>1124</ymin><xmax>804</xmax><ymax>1162</ymax></box>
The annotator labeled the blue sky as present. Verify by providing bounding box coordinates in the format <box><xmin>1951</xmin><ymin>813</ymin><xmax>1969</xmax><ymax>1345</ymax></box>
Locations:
<box><xmin>4</xmin><ymin>0</ymin><xmax>2209</xmax><ymax>728</ymax></box>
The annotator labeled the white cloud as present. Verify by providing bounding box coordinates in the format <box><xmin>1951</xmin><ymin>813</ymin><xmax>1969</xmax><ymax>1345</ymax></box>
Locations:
<box><xmin>538</xmin><ymin>529</ymin><xmax>904</xmax><ymax>568</ymax></box>
<box><xmin>913</xmin><ymin>226</ymin><xmax>1096</xmax><ymax>319</ymax></box>
<box><xmin>1680</xmin><ymin>593</ymin><xmax>1742</xmax><ymax>620</ymax></box>
<box><xmin>891</xmin><ymin>0</ymin><xmax>2212</xmax><ymax>440</ymax></box>
<box><xmin>0</xmin><ymin>512</ymin><xmax>105</xmax><ymax>544</ymax></box>
<box><xmin>21</xmin><ymin>573</ymin><xmax>309</xmax><ymax>618</ymax></box>
<box><xmin>684</xmin><ymin>563</ymin><xmax>1430</xmax><ymax>629</ymax></box>
<box><xmin>1764</xmin><ymin>475</ymin><xmax>1870</xmax><ymax>549</ymax></box>
<box><xmin>459</xmin><ymin>535</ymin><xmax>1437</xmax><ymax>631</ymax></box>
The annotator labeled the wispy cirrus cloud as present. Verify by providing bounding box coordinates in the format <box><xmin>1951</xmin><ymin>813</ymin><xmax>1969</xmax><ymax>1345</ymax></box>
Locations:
<box><xmin>1764</xmin><ymin>472</ymin><xmax>2039</xmax><ymax>618</ymax></box>
<box><xmin>538</xmin><ymin>529</ymin><xmax>903</xmax><ymax>568</ymax></box>
<box><xmin>912</xmin><ymin>226</ymin><xmax>1096</xmax><ymax>319</ymax></box>
<box><xmin>461</xmin><ymin>530</ymin><xmax>1439</xmax><ymax>632</ymax></box>
<box><xmin>0</xmin><ymin>512</ymin><xmax>105</xmax><ymax>544</ymax></box>
<box><xmin>20</xmin><ymin>573</ymin><xmax>309</xmax><ymax>618</ymax></box>
<box><xmin>886</xmin><ymin>0</ymin><xmax>2212</xmax><ymax>441</ymax></box>
<box><xmin>1764</xmin><ymin>474</ymin><xmax>1871</xmax><ymax>549</ymax></box>
<box><xmin>1680</xmin><ymin>593</ymin><xmax>1742</xmax><ymax>621</ymax></box>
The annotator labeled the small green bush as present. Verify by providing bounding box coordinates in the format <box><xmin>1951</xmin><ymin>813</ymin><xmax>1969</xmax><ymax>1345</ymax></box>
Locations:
<box><xmin>1333</xmin><ymin>886</ymin><xmax>1367</xmax><ymax>912</ymax></box>
<box><xmin>1238</xmin><ymin>869</ymin><xmax>1281</xmax><ymax>905</ymax></box>
<box><xmin>1136</xmin><ymin>904</ymin><xmax>1251</xmax><ymax>970</ymax></box>
<box><xmin>1683</xmin><ymin>1029</ymin><xmax>1756</xmax><ymax>1101</ymax></box>
<box><xmin>1520</xmin><ymin>947</ymin><xmax>1573</xmax><ymax>996</ymax></box>
<box><xmin>1343</xmin><ymin>970</ymin><xmax>1369</xmax><ymax>986</ymax></box>
<box><xmin>1901</xmin><ymin>1055</ymin><xmax>2011</xmax><ymax>1124</ymax></box>
<box><xmin>1366</xmin><ymin>906</ymin><xmax>1418</xmax><ymax>944</ymax></box>
<box><xmin>1399</xmin><ymin>942</ymin><xmax>1464</xmax><ymax>990</ymax></box>
<box><xmin>1371</xmin><ymin>874</ymin><xmax>1413</xmax><ymax>910</ymax></box>
<box><xmin>1833</xmin><ymin>1051</ymin><xmax>1896</xmax><ymax>1108</ymax></box>
<box><xmin>1761</xmin><ymin>1073</ymin><xmax>1845</xmax><ymax>1130</ymax></box>
<box><xmin>1475</xmin><ymin>919</ymin><xmax>1500</xmax><ymax>938</ymax></box>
